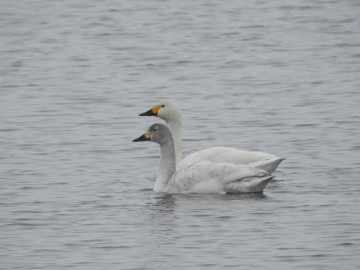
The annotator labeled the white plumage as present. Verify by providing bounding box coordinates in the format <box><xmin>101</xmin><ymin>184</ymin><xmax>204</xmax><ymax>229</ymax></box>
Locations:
<box><xmin>139</xmin><ymin>99</ymin><xmax>284</xmax><ymax>174</ymax></box>
<box><xmin>133</xmin><ymin>123</ymin><xmax>274</xmax><ymax>194</ymax></box>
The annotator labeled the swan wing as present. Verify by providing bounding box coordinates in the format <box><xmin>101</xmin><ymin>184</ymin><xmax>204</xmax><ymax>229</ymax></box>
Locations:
<box><xmin>179</xmin><ymin>147</ymin><xmax>283</xmax><ymax>174</ymax></box>
<box><xmin>248</xmin><ymin>157</ymin><xmax>285</xmax><ymax>174</ymax></box>
<box><xmin>166</xmin><ymin>161</ymin><xmax>272</xmax><ymax>194</ymax></box>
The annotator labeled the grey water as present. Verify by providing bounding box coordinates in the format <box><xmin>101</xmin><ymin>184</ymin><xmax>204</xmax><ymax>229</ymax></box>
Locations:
<box><xmin>1</xmin><ymin>0</ymin><xmax>360</xmax><ymax>269</ymax></box>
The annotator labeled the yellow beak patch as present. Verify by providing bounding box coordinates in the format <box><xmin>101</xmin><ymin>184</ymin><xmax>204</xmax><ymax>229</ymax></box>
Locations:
<box><xmin>152</xmin><ymin>105</ymin><xmax>161</xmax><ymax>113</ymax></box>
<box><xmin>144</xmin><ymin>129</ymin><xmax>152</xmax><ymax>139</ymax></box>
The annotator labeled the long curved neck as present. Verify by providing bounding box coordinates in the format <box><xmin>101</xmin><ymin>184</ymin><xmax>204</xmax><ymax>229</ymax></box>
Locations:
<box><xmin>154</xmin><ymin>140</ymin><xmax>176</xmax><ymax>192</ymax></box>
<box><xmin>167</xmin><ymin>117</ymin><xmax>182</xmax><ymax>165</ymax></box>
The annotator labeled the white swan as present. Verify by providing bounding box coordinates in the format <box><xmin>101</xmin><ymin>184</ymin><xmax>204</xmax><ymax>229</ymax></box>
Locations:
<box><xmin>133</xmin><ymin>123</ymin><xmax>273</xmax><ymax>194</ymax></box>
<box><xmin>139</xmin><ymin>99</ymin><xmax>284</xmax><ymax>174</ymax></box>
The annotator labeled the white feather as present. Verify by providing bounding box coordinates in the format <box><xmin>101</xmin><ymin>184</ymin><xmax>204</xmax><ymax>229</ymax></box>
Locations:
<box><xmin>151</xmin><ymin>99</ymin><xmax>284</xmax><ymax>174</ymax></box>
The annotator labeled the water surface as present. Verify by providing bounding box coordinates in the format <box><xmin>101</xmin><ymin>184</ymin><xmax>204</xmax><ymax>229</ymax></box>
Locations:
<box><xmin>1</xmin><ymin>0</ymin><xmax>360</xmax><ymax>269</ymax></box>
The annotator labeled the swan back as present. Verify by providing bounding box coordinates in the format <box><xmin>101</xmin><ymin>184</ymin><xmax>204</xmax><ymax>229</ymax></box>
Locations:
<box><xmin>178</xmin><ymin>147</ymin><xmax>283</xmax><ymax>174</ymax></box>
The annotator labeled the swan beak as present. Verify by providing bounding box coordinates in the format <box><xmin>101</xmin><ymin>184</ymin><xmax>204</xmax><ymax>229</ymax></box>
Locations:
<box><xmin>132</xmin><ymin>130</ymin><xmax>152</xmax><ymax>142</ymax></box>
<box><xmin>139</xmin><ymin>105</ymin><xmax>161</xmax><ymax>116</ymax></box>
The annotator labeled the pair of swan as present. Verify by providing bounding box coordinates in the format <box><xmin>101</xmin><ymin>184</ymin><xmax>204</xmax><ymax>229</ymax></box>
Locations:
<box><xmin>133</xmin><ymin>99</ymin><xmax>284</xmax><ymax>194</ymax></box>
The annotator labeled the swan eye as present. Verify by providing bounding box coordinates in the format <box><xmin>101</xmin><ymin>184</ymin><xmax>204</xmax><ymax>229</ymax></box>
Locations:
<box><xmin>161</xmin><ymin>105</ymin><xmax>165</xmax><ymax>108</ymax></box>
<box><xmin>153</xmin><ymin>128</ymin><xmax>157</xmax><ymax>132</ymax></box>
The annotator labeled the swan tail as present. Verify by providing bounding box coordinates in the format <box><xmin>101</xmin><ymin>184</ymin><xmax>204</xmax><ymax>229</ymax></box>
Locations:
<box><xmin>249</xmin><ymin>158</ymin><xmax>285</xmax><ymax>174</ymax></box>
<box><xmin>224</xmin><ymin>175</ymin><xmax>274</xmax><ymax>194</ymax></box>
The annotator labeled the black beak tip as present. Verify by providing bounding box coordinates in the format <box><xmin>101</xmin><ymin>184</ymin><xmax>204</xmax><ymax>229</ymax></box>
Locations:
<box><xmin>132</xmin><ymin>137</ymin><xmax>142</xmax><ymax>142</ymax></box>
<box><xmin>139</xmin><ymin>109</ymin><xmax>157</xmax><ymax>117</ymax></box>
<box><xmin>132</xmin><ymin>134</ymin><xmax>150</xmax><ymax>142</ymax></box>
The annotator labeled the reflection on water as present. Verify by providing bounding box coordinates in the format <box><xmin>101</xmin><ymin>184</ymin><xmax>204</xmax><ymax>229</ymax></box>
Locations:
<box><xmin>148</xmin><ymin>192</ymin><xmax>267</xmax><ymax>213</ymax></box>
<box><xmin>148</xmin><ymin>194</ymin><xmax>177</xmax><ymax>213</ymax></box>
<box><xmin>183</xmin><ymin>192</ymin><xmax>268</xmax><ymax>201</ymax></box>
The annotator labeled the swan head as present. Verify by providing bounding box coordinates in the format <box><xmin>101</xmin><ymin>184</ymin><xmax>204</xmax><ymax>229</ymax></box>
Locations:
<box><xmin>139</xmin><ymin>99</ymin><xmax>181</xmax><ymax>123</ymax></box>
<box><xmin>132</xmin><ymin>123</ymin><xmax>172</xmax><ymax>145</ymax></box>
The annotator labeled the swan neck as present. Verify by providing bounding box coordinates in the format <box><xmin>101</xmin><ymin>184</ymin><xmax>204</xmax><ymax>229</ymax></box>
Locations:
<box><xmin>154</xmin><ymin>140</ymin><xmax>176</xmax><ymax>192</ymax></box>
<box><xmin>167</xmin><ymin>118</ymin><xmax>182</xmax><ymax>165</ymax></box>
